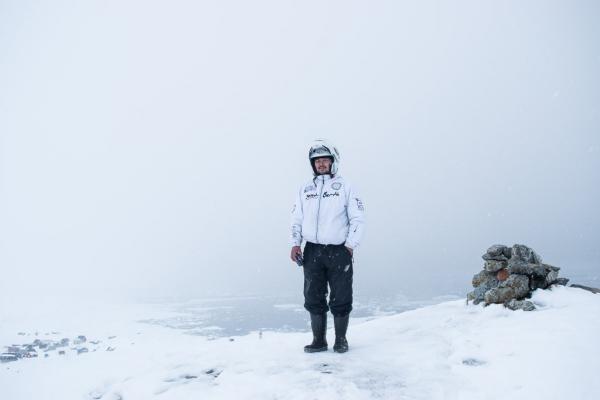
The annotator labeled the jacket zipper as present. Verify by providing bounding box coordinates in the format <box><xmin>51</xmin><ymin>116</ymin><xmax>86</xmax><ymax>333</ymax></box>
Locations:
<box><xmin>315</xmin><ymin>176</ymin><xmax>324</xmax><ymax>243</ymax></box>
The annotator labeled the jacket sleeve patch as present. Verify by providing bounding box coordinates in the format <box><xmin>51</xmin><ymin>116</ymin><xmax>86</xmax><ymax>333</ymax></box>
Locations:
<box><xmin>355</xmin><ymin>198</ymin><xmax>365</xmax><ymax>211</ymax></box>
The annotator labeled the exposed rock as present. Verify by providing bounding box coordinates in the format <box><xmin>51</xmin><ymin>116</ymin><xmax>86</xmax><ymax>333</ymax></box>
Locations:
<box><xmin>529</xmin><ymin>276</ymin><xmax>548</xmax><ymax>291</ymax></box>
<box><xmin>486</xmin><ymin>245</ymin><xmax>508</xmax><ymax>257</ymax></box>
<box><xmin>496</xmin><ymin>269</ymin><xmax>510</xmax><ymax>281</ymax></box>
<box><xmin>484</xmin><ymin>260</ymin><xmax>507</xmax><ymax>273</ymax></box>
<box><xmin>500</xmin><ymin>274</ymin><xmax>530</xmax><ymax>297</ymax></box>
<box><xmin>553</xmin><ymin>278</ymin><xmax>570</xmax><ymax>286</ymax></box>
<box><xmin>570</xmin><ymin>284</ymin><xmax>600</xmax><ymax>294</ymax></box>
<box><xmin>505</xmin><ymin>299</ymin><xmax>536</xmax><ymax>311</ymax></box>
<box><xmin>472</xmin><ymin>270</ymin><xmax>498</xmax><ymax>288</ymax></box>
<box><xmin>545</xmin><ymin>269</ymin><xmax>559</xmax><ymax>286</ymax></box>
<box><xmin>482</xmin><ymin>253</ymin><xmax>508</xmax><ymax>262</ymax></box>
<box><xmin>467</xmin><ymin>286</ymin><xmax>488</xmax><ymax>305</ymax></box>
<box><xmin>469</xmin><ymin>269</ymin><xmax>501</xmax><ymax>305</ymax></box>
<box><xmin>543</xmin><ymin>264</ymin><xmax>560</xmax><ymax>272</ymax></box>
<box><xmin>509</xmin><ymin>244</ymin><xmax>542</xmax><ymax>263</ymax></box>
<box><xmin>484</xmin><ymin>287</ymin><xmax>515</xmax><ymax>304</ymax></box>
<box><xmin>470</xmin><ymin>244</ymin><xmax>570</xmax><ymax>311</ymax></box>
<box><xmin>507</xmin><ymin>261</ymin><xmax>546</xmax><ymax>277</ymax></box>
<box><xmin>485</xmin><ymin>273</ymin><xmax>532</xmax><ymax>304</ymax></box>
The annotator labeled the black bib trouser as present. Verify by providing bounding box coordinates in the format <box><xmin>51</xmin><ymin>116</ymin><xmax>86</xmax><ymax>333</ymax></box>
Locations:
<box><xmin>302</xmin><ymin>241</ymin><xmax>353</xmax><ymax>317</ymax></box>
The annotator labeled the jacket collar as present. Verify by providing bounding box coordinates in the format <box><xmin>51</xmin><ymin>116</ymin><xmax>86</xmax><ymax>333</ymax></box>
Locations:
<box><xmin>313</xmin><ymin>174</ymin><xmax>338</xmax><ymax>184</ymax></box>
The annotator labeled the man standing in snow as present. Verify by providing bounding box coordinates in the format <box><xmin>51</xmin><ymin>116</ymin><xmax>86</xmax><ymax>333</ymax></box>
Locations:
<box><xmin>290</xmin><ymin>139</ymin><xmax>365</xmax><ymax>353</ymax></box>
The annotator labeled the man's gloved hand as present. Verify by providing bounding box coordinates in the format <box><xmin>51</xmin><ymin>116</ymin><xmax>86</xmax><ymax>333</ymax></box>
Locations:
<box><xmin>290</xmin><ymin>246</ymin><xmax>302</xmax><ymax>263</ymax></box>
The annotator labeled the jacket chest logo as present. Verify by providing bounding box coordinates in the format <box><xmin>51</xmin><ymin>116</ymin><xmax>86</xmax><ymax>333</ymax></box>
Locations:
<box><xmin>305</xmin><ymin>191</ymin><xmax>340</xmax><ymax>200</ymax></box>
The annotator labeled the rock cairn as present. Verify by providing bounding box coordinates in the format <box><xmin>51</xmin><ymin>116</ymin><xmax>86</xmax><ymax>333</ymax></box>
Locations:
<box><xmin>467</xmin><ymin>244</ymin><xmax>569</xmax><ymax>311</ymax></box>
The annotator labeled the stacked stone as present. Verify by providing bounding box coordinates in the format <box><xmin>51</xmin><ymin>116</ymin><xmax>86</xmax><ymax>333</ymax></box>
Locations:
<box><xmin>467</xmin><ymin>244</ymin><xmax>569</xmax><ymax>311</ymax></box>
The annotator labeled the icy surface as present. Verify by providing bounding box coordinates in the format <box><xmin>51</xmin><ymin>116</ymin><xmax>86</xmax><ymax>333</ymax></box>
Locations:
<box><xmin>133</xmin><ymin>294</ymin><xmax>454</xmax><ymax>337</ymax></box>
<box><xmin>1</xmin><ymin>287</ymin><xmax>599</xmax><ymax>399</ymax></box>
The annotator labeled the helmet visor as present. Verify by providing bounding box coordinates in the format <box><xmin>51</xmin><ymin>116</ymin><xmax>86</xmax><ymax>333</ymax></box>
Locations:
<box><xmin>309</xmin><ymin>145</ymin><xmax>332</xmax><ymax>159</ymax></box>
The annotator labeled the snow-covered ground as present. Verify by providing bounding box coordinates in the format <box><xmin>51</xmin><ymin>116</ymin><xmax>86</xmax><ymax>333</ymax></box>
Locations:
<box><xmin>2</xmin><ymin>286</ymin><xmax>599</xmax><ymax>400</ymax></box>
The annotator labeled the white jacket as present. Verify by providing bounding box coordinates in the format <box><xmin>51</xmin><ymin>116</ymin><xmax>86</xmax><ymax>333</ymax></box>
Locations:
<box><xmin>290</xmin><ymin>175</ymin><xmax>365</xmax><ymax>249</ymax></box>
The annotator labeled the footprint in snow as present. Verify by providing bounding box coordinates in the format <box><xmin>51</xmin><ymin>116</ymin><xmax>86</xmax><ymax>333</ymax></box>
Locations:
<box><xmin>157</xmin><ymin>368</ymin><xmax>223</xmax><ymax>394</ymax></box>
<box><xmin>462</xmin><ymin>358</ymin><xmax>486</xmax><ymax>366</ymax></box>
<box><xmin>88</xmin><ymin>389</ymin><xmax>122</xmax><ymax>400</ymax></box>
<box><xmin>315</xmin><ymin>363</ymin><xmax>340</xmax><ymax>374</ymax></box>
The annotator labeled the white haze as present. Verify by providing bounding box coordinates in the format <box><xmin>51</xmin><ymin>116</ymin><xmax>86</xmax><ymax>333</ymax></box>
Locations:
<box><xmin>1</xmin><ymin>0</ymin><xmax>599</xmax><ymax>304</ymax></box>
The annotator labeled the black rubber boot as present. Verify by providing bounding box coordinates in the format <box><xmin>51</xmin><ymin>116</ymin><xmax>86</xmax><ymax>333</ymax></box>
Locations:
<box><xmin>333</xmin><ymin>315</ymin><xmax>349</xmax><ymax>353</ymax></box>
<box><xmin>304</xmin><ymin>313</ymin><xmax>328</xmax><ymax>353</ymax></box>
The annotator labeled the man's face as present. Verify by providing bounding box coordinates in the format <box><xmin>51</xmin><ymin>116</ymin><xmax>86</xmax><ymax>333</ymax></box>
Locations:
<box><xmin>314</xmin><ymin>157</ymin><xmax>332</xmax><ymax>175</ymax></box>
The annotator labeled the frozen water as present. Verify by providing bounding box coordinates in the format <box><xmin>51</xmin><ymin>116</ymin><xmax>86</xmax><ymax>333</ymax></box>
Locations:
<box><xmin>137</xmin><ymin>293</ymin><xmax>460</xmax><ymax>337</ymax></box>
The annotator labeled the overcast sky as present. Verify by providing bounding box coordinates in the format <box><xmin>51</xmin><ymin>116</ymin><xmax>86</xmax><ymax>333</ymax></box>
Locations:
<box><xmin>1</xmin><ymin>0</ymin><xmax>599</xmax><ymax>303</ymax></box>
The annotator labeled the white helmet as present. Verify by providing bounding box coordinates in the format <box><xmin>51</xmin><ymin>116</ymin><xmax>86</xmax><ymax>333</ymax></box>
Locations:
<box><xmin>308</xmin><ymin>139</ymin><xmax>340</xmax><ymax>175</ymax></box>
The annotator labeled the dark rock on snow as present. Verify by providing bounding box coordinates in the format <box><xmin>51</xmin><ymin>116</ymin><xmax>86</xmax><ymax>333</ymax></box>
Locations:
<box><xmin>505</xmin><ymin>299</ymin><xmax>536</xmax><ymax>311</ymax></box>
<box><xmin>554</xmin><ymin>278</ymin><xmax>570</xmax><ymax>286</ymax></box>
<box><xmin>468</xmin><ymin>243</ymin><xmax>571</xmax><ymax>311</ymax></box>
<box><xmin>570</xmin><ymin>284</ymin><xmax>600</xmax><ymax>294</ymax></box>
